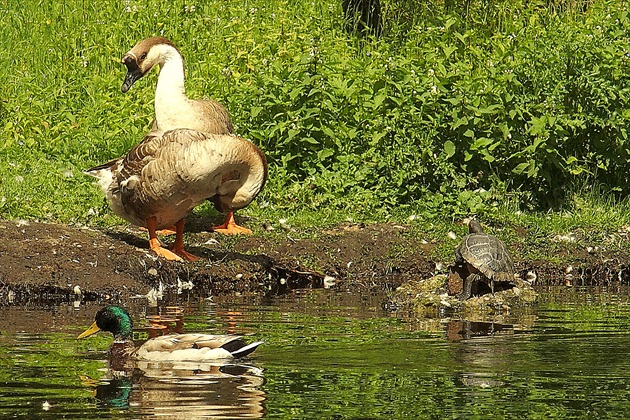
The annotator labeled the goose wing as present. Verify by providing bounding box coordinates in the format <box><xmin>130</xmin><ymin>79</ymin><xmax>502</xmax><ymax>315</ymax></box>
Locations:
<box><xmin>87</xmin><ymin>129</ymin><xmax>266</xmax><ymax>230</ymax></box>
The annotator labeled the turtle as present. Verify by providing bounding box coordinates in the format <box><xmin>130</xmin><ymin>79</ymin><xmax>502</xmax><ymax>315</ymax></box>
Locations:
<box><xmin>454</xmin><ymin>219</ymin><xmax>515</xmax><ymax>300</ymax></box>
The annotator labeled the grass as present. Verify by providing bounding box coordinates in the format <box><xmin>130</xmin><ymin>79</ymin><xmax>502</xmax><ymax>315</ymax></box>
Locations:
<box><xmin>0</xmin><ymin>0</ymin><xmax>629</xmax><ymax>257</ymax></box>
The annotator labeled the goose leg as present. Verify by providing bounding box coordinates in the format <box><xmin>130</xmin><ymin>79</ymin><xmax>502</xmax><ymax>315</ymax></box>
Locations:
<box><xmin>168</xmin><ymin>218</ymin><xmax>201</xmax><ymax>262</ymax></box>
<box><xmin>213</xmin><ymin>212</ymin><xmax>252</xmax><ymax>235</ymax></box>
<box><xmin>146</xmin><ymin>216</ymin><xmax>183</xmax><ymax>262</ymax></box>
<box><xmin>139</xmin><ymin>226</ymin><xmax>177</xmax><ymax>235</ymax></box>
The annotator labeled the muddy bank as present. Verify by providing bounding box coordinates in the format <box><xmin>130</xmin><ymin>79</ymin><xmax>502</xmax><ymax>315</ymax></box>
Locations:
<box><xmin>0</xmin><ymin>219</ymin><xmax>629</xmax><ymax>306</ymax></box>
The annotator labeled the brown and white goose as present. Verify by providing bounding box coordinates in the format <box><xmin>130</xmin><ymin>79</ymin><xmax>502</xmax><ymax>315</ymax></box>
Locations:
<box><xmin>121</xmin><ymin>36</ymin><xmax>254</xmax><ymax>235</ymax></box>
<box><xmin>121</xmin><ymin>36</ymin><xmax>233</xmax><ymax>135</ymax></box>
<box><xmin>86</xmin><ymin>129</ymin><xmax>267</xmax><ymax>262</ymax></box>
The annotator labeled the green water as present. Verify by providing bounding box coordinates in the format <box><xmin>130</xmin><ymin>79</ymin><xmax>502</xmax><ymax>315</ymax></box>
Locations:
<box><xmin>1</xmin><ymin>288</ymin><xmax>630</xmax><ymax>418</ymax></box>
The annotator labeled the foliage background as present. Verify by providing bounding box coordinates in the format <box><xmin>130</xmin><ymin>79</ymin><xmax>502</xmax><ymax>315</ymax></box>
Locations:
<box><xmin>0</xmin><ymin>0</ymin><xmax>629</xmax><ymax>227</ymax></box>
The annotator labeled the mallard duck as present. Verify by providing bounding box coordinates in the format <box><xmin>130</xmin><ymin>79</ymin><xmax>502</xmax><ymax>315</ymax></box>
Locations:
<box><xmin>122</xmin><ymin>36</ymin><xmax>252</xmax><ymax>235</ymax></box>
<box><xmin>78</xmin><ymin>306</ymin><xmax>263</xmax><ymax>362</ymax></box>
<box><xmin>86</xmin><ymin>128</ymin><xmax>267</xmax><ymax>262</ymax></box>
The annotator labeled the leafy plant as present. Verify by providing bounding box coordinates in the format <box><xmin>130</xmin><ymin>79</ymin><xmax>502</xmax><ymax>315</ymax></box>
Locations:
<box><xmin>0</xmin><ymin>0</ymin><xmax>629</xmax><ymax>228</ymax></box>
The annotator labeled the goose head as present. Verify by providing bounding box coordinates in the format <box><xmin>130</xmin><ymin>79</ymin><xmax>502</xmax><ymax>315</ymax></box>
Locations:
<box><xmin>121</xmin><ymin>36</ymin><xmax>182</xmax><ymax>93</ymax></box>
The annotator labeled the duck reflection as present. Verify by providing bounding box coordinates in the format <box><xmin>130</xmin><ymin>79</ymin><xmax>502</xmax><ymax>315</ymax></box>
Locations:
<box><xmin>82</xmin><ymin>361</ymin><xmax>266</xmax><ymax>418</ymax></box>
<box><xmin>445</xmin><ymin>320</ymin><xmax>512</xmax><ymax>342</ymax></box>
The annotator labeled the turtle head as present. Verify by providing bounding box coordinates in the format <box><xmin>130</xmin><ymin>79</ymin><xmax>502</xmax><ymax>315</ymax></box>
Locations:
<box><xmin>468</xmin><ymin>219</ymin><xmax>484</xmax><ymax>234</ymax></box>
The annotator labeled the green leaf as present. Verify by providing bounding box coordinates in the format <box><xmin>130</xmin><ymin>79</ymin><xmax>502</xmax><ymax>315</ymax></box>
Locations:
<box><xmin>442</xmin><ymin>45</ymin><xmax>457</xmax><ymax>59</ymax></box>
<box><xmin>318</xmin><ymin>148</ymin><xmax>334</xmax><ymax>161</ymax></box>
<box><xmin>373</xmin><ymin>94</ymin><xmax>386</xmax><ymax>109</ymax></box>
<box><xmin>513</xmin><ymin>162</ymin><xmax>530</xmax><ymax>175</ymax></box>
<box><xmin>444</xmin><ymin>141</ymin><xmax>456</xmax><ymax>159</ymax></box>
<box><xmin>470</xmin><ymin>137</ymin><xmax>494</xmax><ymax>150</ymax></box>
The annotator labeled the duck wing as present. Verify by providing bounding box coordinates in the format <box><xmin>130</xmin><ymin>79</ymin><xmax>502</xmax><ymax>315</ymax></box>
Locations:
<box><xmin>136</xmin><ymin>333</ymin><xmax>262</xmax><ymax>361</ymax></box>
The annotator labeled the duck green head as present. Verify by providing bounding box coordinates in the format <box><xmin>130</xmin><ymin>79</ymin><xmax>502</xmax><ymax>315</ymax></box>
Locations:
<box><xmin>78</xmin><ymin>306</ymin><xmax>134</xmax><ymax>340</ymax></box>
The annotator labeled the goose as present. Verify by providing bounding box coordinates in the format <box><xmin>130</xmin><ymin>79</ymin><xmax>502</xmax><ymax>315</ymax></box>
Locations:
<box><xmin>121</xmin><ymin>36</ymin><xmax>233</xmax><ymax>135</ymax></box>
<box><xmin>78</xmin><ymin>305</ymin><xmax>263</xmax><ymax>362</ymax></box>
<box><xmin>121</xmin><ymin>36</ymin><xmax>253</xmax><ymax>235</ymax></box>
<box><xmin>86</xmin><ymin>128</ymin><xmax>267</xmax><ymax>262</ymax></box>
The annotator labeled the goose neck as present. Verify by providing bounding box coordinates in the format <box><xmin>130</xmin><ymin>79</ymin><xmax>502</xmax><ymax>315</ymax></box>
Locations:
<box><xmin>155</xmin><ymin>54</ymin><xmax>187</xmax><ymax>103</ymax></box>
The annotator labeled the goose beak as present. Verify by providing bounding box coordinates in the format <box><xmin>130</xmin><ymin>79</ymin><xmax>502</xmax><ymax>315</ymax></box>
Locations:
<box><xmin>77</xmin><ymin>321</ymin><xmax>101</xmax><ymax>339</ymax></box>
<box><xmin>121</xmin><ymin>53</ymin><xmax>143</xmax><ymax>93</ymax></box>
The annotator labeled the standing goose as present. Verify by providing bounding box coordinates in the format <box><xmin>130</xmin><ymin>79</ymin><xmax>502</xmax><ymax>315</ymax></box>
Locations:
<box><xmin>121</xmin><ymin>36</ymin><xmax>233</xmax><ymax>135</ymax></box>
<box><xmin>121</xmin><ymin>36</ymin><xmax>252</xmax><ymax>235</ymax></box>
<box><xmin>86</xmin><ymin>129</ymin><xmax>267</xmax><ymax>262</ymax></box>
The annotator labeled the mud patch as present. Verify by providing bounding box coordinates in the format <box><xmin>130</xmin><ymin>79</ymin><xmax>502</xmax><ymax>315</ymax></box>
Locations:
<box><xmin>0</xmin><ymin>219</ymin><xmax>629</xmax><ymax>307</ymax></box>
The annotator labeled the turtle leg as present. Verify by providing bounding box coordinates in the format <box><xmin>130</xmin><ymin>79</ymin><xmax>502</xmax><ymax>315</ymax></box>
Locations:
<box><xmin>458</xmin><ymin>274</ymin><xmax>477</xmax><ymax>301</ymax></box>
<box><xmin>490</xmin><ymin>279</ymin><xmax>495</xmax><ymax>295</ymax></box>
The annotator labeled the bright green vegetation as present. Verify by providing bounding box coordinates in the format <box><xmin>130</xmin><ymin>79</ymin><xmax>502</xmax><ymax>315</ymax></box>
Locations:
<box><xmin>1</xmin><ymin>0</ymin><xmax>629</xmax><ymax>238</ymax></box>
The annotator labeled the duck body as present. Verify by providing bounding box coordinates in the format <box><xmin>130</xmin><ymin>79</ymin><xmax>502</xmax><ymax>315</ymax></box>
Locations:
<box><xmin>134</xmin><ymin>333</ymin><xmax>260</xmax><ymax>362</ymax></box>
<box><xmin>79</xmin><ymin>306</ymin><xmax>263</xmax><ymax>363</ymax></box>
<box><xmin>86</xmin><ymin>128</ymin><xmax>267</xmax><ymax>260</ymax></box>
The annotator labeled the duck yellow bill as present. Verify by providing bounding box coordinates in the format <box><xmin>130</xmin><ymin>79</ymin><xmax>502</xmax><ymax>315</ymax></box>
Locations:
<box><xmin>77</xmin><ymin>322</ymin><xmax>101</xmax><ymax>339</ymax></box>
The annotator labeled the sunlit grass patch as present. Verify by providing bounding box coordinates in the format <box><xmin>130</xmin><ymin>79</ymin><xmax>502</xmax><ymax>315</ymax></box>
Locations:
<box><xmin>0</xmin><ymin>0</ymin><xmax>628</xmax><ymax>251</ymax></box>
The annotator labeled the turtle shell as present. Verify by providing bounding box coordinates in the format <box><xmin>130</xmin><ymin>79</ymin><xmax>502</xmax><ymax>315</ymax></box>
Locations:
<box><xmin>455</xmin><ymin>232</ymin><xmax>514</xmax><ymax>283</ymax></box>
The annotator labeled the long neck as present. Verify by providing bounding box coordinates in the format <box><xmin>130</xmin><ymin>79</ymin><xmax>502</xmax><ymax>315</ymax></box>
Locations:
<box><xmin>154</xmin><ymin>50</ymin><xmax>190</xmax><ymax>129</ymax></box>
<box><xmin>226</xmin><ymin>141</ymin><xmax>268</xmax><ymax>210</ymax></box>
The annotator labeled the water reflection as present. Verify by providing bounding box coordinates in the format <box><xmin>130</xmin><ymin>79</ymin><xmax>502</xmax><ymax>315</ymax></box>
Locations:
<box><xmin>444</xmin><ymin>320</ymin><xmax>514</xmax><ymax>341</ymax></box>
<box><xmin>5</xmin><ymin>288</ymin><xmax>630</xmax><ymax>418</ymax></box>
<box><xmin>82</xmin><ymin>361</ymin><xmax>266</xmax><ymax>418</ymax></box>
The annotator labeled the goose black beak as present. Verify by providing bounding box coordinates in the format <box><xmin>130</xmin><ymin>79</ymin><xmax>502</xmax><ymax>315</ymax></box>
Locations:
<box><xmin>121</xmin><ymin>54</ymin><xmax>143</xmax><ymax>93</ymax></box>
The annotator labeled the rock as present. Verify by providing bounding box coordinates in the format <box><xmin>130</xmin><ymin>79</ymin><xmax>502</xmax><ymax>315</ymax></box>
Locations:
<box><xmin>389</xmin><ymin>274</ymin><xmax>537</xmax><ymax>316</ymax></box>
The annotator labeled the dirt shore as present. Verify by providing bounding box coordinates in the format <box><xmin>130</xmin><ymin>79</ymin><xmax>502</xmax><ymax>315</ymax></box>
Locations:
<box><xmin>1</xmin><ymin>218</ymin><xmax>628</xmax><ymax>306</ymax></box>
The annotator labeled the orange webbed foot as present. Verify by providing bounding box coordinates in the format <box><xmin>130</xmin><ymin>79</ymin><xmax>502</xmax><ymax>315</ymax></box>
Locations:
<box><xmin>149</xmin><ymin>238</ymin><xmax>184</xmax><ymax>262</ymax></box>
<box><xmin>167</xmin><ymin>243</ymin><xmax>201</xmax><ymax>262</ymax></box>
<box><xmin>213</xmin><ymin>212</ymin><xmax>252</xmax><ymax>235</ymax></box>
<box><xmin>140</xmin><ymin>226</ymin><xmax>177</xmax><ymax>235</ymax></box>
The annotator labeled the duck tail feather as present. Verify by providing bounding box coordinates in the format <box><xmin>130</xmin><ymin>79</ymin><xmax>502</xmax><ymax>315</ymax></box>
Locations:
<box><xmin>226</xmin><ymin>340</ymin><xmax>264</xmax><ymax>358</ymax></box>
